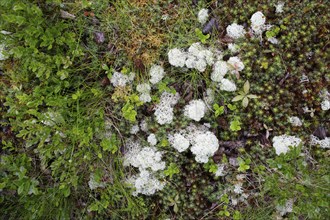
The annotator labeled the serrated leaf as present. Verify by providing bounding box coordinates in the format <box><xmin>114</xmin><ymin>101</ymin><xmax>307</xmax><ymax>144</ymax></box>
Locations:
<box><xmin>242</xmin><ymin>97</ymin><xmax>249</xmax><ymax>108</ymax></box>
<box><xmin>232</xmin><ymin>95</ymin><xmax>244</xmax><ymax>102</ymax></box>
<box><xmin>243</xmin><ymin>80</ymin><xmax>250</xmax><ymax>94</ymax></box>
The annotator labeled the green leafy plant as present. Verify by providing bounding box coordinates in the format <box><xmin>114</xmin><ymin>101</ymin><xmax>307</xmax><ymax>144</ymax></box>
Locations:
<box><xmin>227</xmin><ymin>103</ymin><xmax>237</xmax><ymax>111</ymax></box>
<box><xmin>237</xmin><ymin>157</ymin><xmax>251</xmax><ymax>172</ymax></box>
<box><xmin>102</xmin><ymin>64</ymin><xmax>113</xmax><ymax>79</ymax></box>
<box><xmin>164</xmin><ymin>163</ymin><xmax>180</xmax><ymax>178</ymax></box>
<box><xmin>195</xmin><ymin>28</ymin><xmax>210</xmax><ymax>44</ymax></box>
<box><xmin>213</xmin><ymin>103</ymin><xmax>225</xmax><ymax>117</ymax></box>
<box><xmin>263</xmin><ymin>145</ymin><xmax>329</xmax><ymax>219</ymax></box>
<box><xmin>266</xmin><ymin>26</ymin><xmax>280</xmax><ymax>39</ymax></box>
<box><xmin>122</xmin><ymin>102</ymin><xmax>138</xmax><ymax>122</ymax></box>
<box><xmin>230</xmin><ymin>118</ymin><xmax>242</xmax><ymax>131</ymax></box>
<box><xmin>100</xmin><ymin>133</ymin><xmax>119</xmax><ymax>154</ymax></box>
<box><xmin>218</xmin><ymin>205</ymin><xmax>231</xmax><ymax>217</ymax></box>
<box><xmin>218</xmin><ymin>194</ymin><xmax>230</xmax><ymax>217</ymax></box>
<box><xmin>203</xmin><ymin>160</ymin><xmax>218</xmax><ymax>174</ymax></box>
<box><xmin>232</xmin><ymin>81</ymin><xmax>258</xmax><ymax>108</ymax></box>
<box><xmin>158</xmin><ymin>81</ymin><xmax>176</xmax><ymax>94</ymax></box>
<box><xmin>122</xmin><ymin>94</ymin><xmax>143</xmax><ymax>122</ymax></box>
<box><xmin>168</xmin><ymin>194</ymin><xmax>180</xmax><ymax>213</ymax></box>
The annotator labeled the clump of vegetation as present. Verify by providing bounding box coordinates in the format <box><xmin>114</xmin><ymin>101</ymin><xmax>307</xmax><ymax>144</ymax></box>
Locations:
<box><xmin>1</xmin><ymin>0</ymin><xmax>329</xmax><ymax>219</ymax></box>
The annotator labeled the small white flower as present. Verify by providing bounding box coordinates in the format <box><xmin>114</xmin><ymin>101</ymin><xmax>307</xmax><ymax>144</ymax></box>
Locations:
<box><xmin>276</xmin><ymin>199</ymin><xmax>293</xmax><ymax>216</ymax></box>
<box><xmin>0</xmin><ymin>44</ymin><xmax>7</xmax><ymax>60</ymax></box>
<box><xmin>154</xmin><ymin>92</ymin><xmax>180</xmax><ymax>125</ymax></box>
<box><xmin>0</xmin><ymin>30</ymin><xmax>11</xmax><ymax>35</ymax></box>
<box><xmin>161</xmin><ymin>14</ymin><xmax>169</xmax><ymax>21</ymax></box>
<box><xmin>190</xmin><ymin>131</ymin><xmax>219</xmax><ymax>163</ymax></box>
<box><xmin>275</xmin><ymin>2</ymin><xmax>285</xmax><ymax>13</ymax></box>
<box><xmin>231</xmin><ymin>197</ymin><xmax>239</xmax><ymax>206</ymax></box>
<box><xmin>233</xmin><ymin>182</ymin><xmax>243</xmax><ymax>194</ymax></box>
<box><xmin>226</xmin><ymin>23</ymin><xmax>246</xmax><ymax>39</ymax></box>
<box><xmin>140</xmin><ymin>119</ymin><xmax>148</xmax><ymax>132</ymax></box>
<box><xmin>130</xmin><ymin>125</ymin><xmax>140</xmax><ymax>134</ymax></box>
<box><xmin>111</xmin><ymin>72</ymin><xmax>132</xmax><ymax>87</ymax></box>
<box><xmin>147</xmin><ymin>133</ymin><xmax>157</xmax><ymax>146</ymax></box>
<box><xmin>124</xmin><ymin>145</ymin><xmax>165</xmax><ymax>172</ymax></box>
<box><xmin>219</xmin><ymin>78</ymin><xmax>237</xmax><ymax>92</ymax></box>
<box><xmin>149</xmin><ymin>65</ymin><xmax>165</xmax><ymax>84</ymax></box>
<box><xmin>310</xmin><ymin>135</ymin><xmax>330</xmax><ymax>149</ymax></box>
<box><xmin>272</xmin><ymin>135</ymin><xmax>302</xmax><ymax>155</ymax></box>
<box><xmin>139</xmin><ymin>93</ymin><xmax>152</xmax><ymax>103</ymax></box>
<box><xmin>288</xmin><ymin>116</ymin><xmax>302</xmax><ymax>127</ymax></box>
<box><xmin>136</xmin><ymin>83</ymin><xmax>151</xmax><ymax>93</ymax></box>
<box><xmin>199</xmin><ymin>49</ymin><xmax>215</xmax><ymax>66</ymax></box>
<box><xmin>268</xmin><ymin>37</ymin><xmax>279</xmax><ymax>44</ymax></box>
<box><xmin>195</xmin><ymin>58</ymin><xmax>207</xmax><ymax>72</ymax></box>
<box><xmin>227</xmin><ymin>56</ymin><xmax>245</xmax><ymax>72</ymax></box>
<box><xmin>168</xmin><ymin>48</ymin><xmax>187</xmax><ymax>67</ymax></box>
<box><xmin>211</xmin><ymin>61</ymin><xmax>228</xmax><ymax>82</ymax></box>
<box><xmin>251</xmin><ymin>11</ymin><xmax>266</xmax><ymax>34</ymax></box>
<box><xmin>320</xmin><ymin>90</ymin><xmax>330</xmax><ymax>111</ymax></box>
<box><xmin>88</xmin><ymin>173</ymin><xmax>106</xmax><ymax>190</ymax></box>
<box><xmin>215</xmin><ymin>164</ymin><xmax>226</xmax><ymax>177</ymax></box>
<box><xmin>155</xmin><ymin>105</ymin><xmax>174</xmax><ymax>125</ymax></box>
<box><xmin>128</xmin><ymin>72</ymin><xmax>135</xmax><ymax>81</ymax></box>
<box><xmin>127</xmin><ymin>170</ymin><xmax>165</xmax><ymax>196</ymax></box>
<box><xmin>228</xmin><ymin>43</ymin><xmax>240</xmax><ymax>53</ymax></box>
<box><xmin>321</xmin><ymin>100</ymin><xmax>330</xmax><ymax>111</ymax></box>
<box><xmin>185</xmin><ymin>54</ymin><xmax>197</xmax><ymax>69</ymax></box>
<box><xmin>188</xmin><ymin>42</ymin><xmax>204</xmax><ymax>56</ymax></box>
<box><xmin>204</xmin><ymin>88</ymin><xmax>215</xmax><ymax>104</ymax></box>
<box><xmin>169</xmin><ymin>133</ymin><xmax>190</xmax><ymax>152</ymax></box>
<box><xmin>184</xmin><ymin>99</ymin><xmax>207</xmax><ymax>122</ymax></box>
<box><xmin>198</xmin><ymin>8</ymin><xmax>209</xmax><ymax>25</ymax></box>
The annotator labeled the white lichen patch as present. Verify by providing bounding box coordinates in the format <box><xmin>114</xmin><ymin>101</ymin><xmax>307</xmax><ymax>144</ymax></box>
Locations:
<box><xmin>272</xmin><ymin>135</ymin><xmax>302</xmax><ymax>155</ymax></box>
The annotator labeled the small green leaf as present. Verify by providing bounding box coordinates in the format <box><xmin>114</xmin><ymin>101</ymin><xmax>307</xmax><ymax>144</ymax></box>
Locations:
<box><xmin>102</xmin><ymin>64</ymin><xmax>109</xmax><ymax>70</ymax></box>
<box><xmin>164</xmin><ymin>163</ymin><xmax>180</xmax><ymax>178</ymax></box>
<box><xmin>195</xmin><ymin>28</ymin><xmax>210</xmax><ymax>44</ymax></box>
<box><xmin>214</xmin><ymin>105</ymin><xmax>224</xmax><ymax>117</ymax></box>
<box><xmin>63</xmin><ymin>187</ymin><xmax>71</xmax><ymax>197</ymax></box>
<box><xmin>174</xmin><ymin>203</ymin><xmax>179</xmax><ymax>213</ymax></box>
<box><xmin>232</xmin><ymin>95</ymin><xmax>244</xmax><ymax>102</ymax></box>
<box><xmin>209</xmin><ymin>164</ymin><xmax>218</xmax><ymax>173</ymax></box>
<box><xmin>122</xmin><ymin>103</ymin><xmax>137</xmax><ymax>122</ymax></box>
<box><xmin>121</xmin><ymin>66</ymin><xmax>129</xmax><ymax>74</ymax></box>
<box><xmin>242</xmin><ymin>97</ymin><xmax>249</xmax><ymax>108</ymax></box>
<box><xmin>247</xmin><ymin>94</ymin><xmax>258</xmax><ymax>99</ymax></box>
<box><xmin>88</xmin><ymin>202</ymin><xmax>99</xmax><ymax>212</ymax></box>
<box><xmin>261</xmin><ymin>61</ymin><xmax>269</xmax><ymax>69</ymax></box>
<box><xmin>220</xmin><ymin>194</ymin><xmax>229</xmax><ymax>204</ymax></box>
<box><xmin>213</xmin><ymin>103</ymin><xmax>220</xmax><ymax>110</ymax></box>
<box><xmin>243</xmin><ymin>80</ymin><xmax>250</xmax><ymax>94</ymax></box>
<box><xmin>227</xmin><ymin>104</ymin><xmax>237</xmax><ymax>111</ymax></box>
<box><xmin>160</xmin><ymin>139</ymin><xmax>169</xmax><ymax>147</ymax></box>
<box><xmin>17</xmin><ymin>184</ymin><xmax>25</xmax><ymax>195</ymax></box>
<box><xmin>230</xmin><ymin>119</ymin><xmax>241</xmax><ymax>131</ymax></box>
